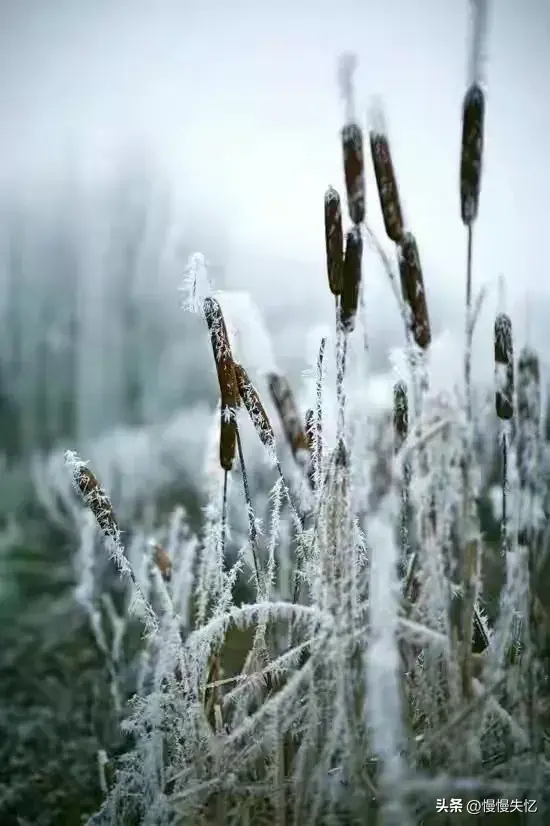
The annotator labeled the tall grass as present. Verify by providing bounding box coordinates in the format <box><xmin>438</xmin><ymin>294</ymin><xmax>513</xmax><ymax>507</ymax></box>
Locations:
<box><xmin>60</xmin><ymin>4</ymin><xmax>550</xmax><ymax>824</ymax></box>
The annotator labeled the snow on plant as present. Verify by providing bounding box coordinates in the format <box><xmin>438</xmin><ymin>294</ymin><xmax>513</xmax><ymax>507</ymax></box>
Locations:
<box><xmin>61</xmin><ymin>5</ymin><xmax>550</xmax><ymax>823</ymax></box>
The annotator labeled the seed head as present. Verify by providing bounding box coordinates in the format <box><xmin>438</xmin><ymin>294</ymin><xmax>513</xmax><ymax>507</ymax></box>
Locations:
<box><xmin>340</xmin><ymin>225</ymin><xmax>363</xmax><ymax>333</ymax></box>
<box><xmin>267</xmin><ymin>373</ymin><xmax>310</xmax><ymax>466</ymax></box>
<box><xmin>324</xmin><ymin>186</ymin><xmax>344</xmax><ymax>296</ymax></box>
<box><xmin>397</xmin><ymin>232</ymin><xmax>431</xmax><ymax>349</ymax></box>
<box><xmin>369</xmin><ymin>106</ymin><xmax>404</xmax><ymax>243</ymax></box>
<box><xmin>234</xmin><ymin>363</ymin><xmax>276</xmax><ymax>453</ymax></box>
<box><xmin>393</xmin><ymin>380</ymin><xmax>409</xmax><ymax>454</ymax></box>
<box><xmin>341</xmin><ymin>122</ymin><xmax>365</xmax><ymax>225</ymax></box>
<box><xmin>493</xmin><ymin>312</ymin><xmax>514</xmax><ymax>420</ymax></box>
<box><xmin>203</xmin><ymin>296</ymin><xmax>238</xmax><ymax>470</ymax></box>
<box><xmin>460</xmin><ymin>83</ymin><xmax>485</xmax><ymax>225</ymax></box>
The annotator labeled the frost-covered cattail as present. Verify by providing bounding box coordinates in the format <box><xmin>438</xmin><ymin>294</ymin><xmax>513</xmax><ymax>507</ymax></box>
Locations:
<box><xmin>267</xmin><ymin>373</ymin><xmax>310</xmax><ymax>466</ymax></box>
<box><xmin>324</xmin><ymin>186</ymin><xmax>344</xmax><ymax>296</ymax></box>
<box><xmin>338</xmin><ymin>53</ymin><xmax>365</xmax><ymax>226</ymax></box>
<box><xmin>67</xmin><ymin>455</ymin><xmax>119</xmax><ymax>540</ymax></box>
<box><xmin>460</xmin><ymin>83</ymin><xmax>485</xmax><ymax>225</ymax></box>
<box><xmin>234</xmin><ymin>363</ymin><xmax>276</xmax><ymax>454</ymax></box>
<box><xmin>369</xmin><ymin>101</ymin><xmax>404</xmax><ymax>243</ymax></box>
<box><xmin>340</xmin><ymin>225</ymin><xmax>362</xmax><ymax>333</ymax></box>
<box><xmin>494</xmin><ymin>312</ymin><xmax>514</xmax><ymax>420</ymax></box>
<box><xmin>342</xmin><ymin>123</ymin><xmax>366</xmax><ymax>226</ymax></box>
<box><xmin>393</xmin><ymin>380</ymin><xmax>408</xmax><ymax>454</ymax></box>
<box><xmin>203</xmin><ymin>297</ymin><xmax>238</xmax><ymax>470</ymax></box>
<box><xmin>397</xmin><ymin>232</ymin><xmax>431</xmax><ymax>349</ymax></box>
<box><xmin>152</xmin><ymin>542</ymin><xmax>172</xmax><ymax>583</ymax></box>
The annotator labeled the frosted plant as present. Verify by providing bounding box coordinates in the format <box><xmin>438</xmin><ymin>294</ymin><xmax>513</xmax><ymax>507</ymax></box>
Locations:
<box><xmin>58</xmin><ymin>7</ymin><xmax>550</xmax><ymax>824</ymax></box>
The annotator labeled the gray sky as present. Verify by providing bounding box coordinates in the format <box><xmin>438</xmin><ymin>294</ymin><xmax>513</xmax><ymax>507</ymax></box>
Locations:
<box><xmin>1</xmin><ymin>0</ymin><xmax>549</xmax><ymax>361</ymax></box>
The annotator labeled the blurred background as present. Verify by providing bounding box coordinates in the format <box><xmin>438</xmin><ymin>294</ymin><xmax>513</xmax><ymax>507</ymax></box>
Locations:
<box><xmin>0</xmin><ymin>1</ymin><xmax>549</xmax><ymax>823</ymax></box>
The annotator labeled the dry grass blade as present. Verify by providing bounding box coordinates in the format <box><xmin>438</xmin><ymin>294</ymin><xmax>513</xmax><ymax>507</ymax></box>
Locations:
<box><xmin>340</xmin><ymin>225</ymin><xmax>362</xmax><ymax>333</ymax></box>
<box><xmin>369</xmin><ymin>103</ymin><xmax>404</xmax><ymax>243</ymax></box>
<box><xmin>460</xmin><ymin>83</ymin><xmax>485</xmax><ymax>226</ymax></box>
<box><xmin>203</xmin><ymin>296</ymin><xmax>238</xmax><ymax>470</ymax></box>
<box><xmin>235</xmin><ymin>363</ymin><xmax>276</xmax><ymax>453</ymax></box>
<box><xmin>494</xmin><ymin>312</ymin><xmax>514</xmax><ymax>421</ymax></box>
<box><xmin>267</xmin><ymin>373</ymin><xmax>310</xmax><ymax>467</ymax></box>
<box><xmin>397</xmin><ymin>231</ymin><xmax>431</xmax><ymax>349</ymax></box>
<box><xmin>341</xmin><ymin>122</ymin><xmax>365</xmax><ymax>226</ymax></box>
<box><xmin>324</xmin><ymin>187</ymin><xmax>344</xmax><ymax>296</ymax></box>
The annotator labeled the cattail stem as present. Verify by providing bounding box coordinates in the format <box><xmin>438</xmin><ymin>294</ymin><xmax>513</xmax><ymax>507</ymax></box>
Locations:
<box><xmin>236</xmin><ymin>426</ymin><xmax>262</xmax><ymax>591</ymax></box>
<box><xmin>221</xmin><ymin>469</ymin><xmax>229</xmax><ymax>573</ymax></box>
<box><xmin>500</xmin><ymin>427</ymin><xmax>509</xmax><ymax>556</ymax></box>
<box><xmin>465</xmin><ymin>223</ymin><xmax>474</xmax><ymax>420</ymax></box>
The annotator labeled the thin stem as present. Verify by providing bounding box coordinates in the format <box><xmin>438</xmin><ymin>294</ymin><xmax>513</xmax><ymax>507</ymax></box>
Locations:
<box><xmin>236</xmin><ymin>425</ymin><xmax>262</xmax><ymax>591</ymax></box>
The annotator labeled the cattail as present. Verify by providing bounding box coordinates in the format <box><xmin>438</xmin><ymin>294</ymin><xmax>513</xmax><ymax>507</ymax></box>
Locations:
<box><xmin>68</xmin><ymin>459</ymin><xmax>118</xmax><ymax>540</ymax></box>
<box><xmin>397</xmin><ymin>232</ymin><xmax>431</xmax><ymax>349</ymax></box>
<box><xmin>203</xmin><ymin>297</ymin><xmax>238</xmax><ymax>470</ymax></box>
<box><xmin>152</xmin><ymin>542</ymin><xmax>172</xmax><ymax>583</ymax></box>
<box><xmin>342</xmin><ymin>122</ymin><xmax>365</xmax><ymax>225</ymax></box>
<box><xmin>369</xmin><ymin>105</ymin><xmax>404</xmax><ymax>243</ymax></box>
<box><xmin>340</xmin><ymin>225</ymin><xmax>362</xmax><ymax>333</ymax></box>
<box><xmin>234</xmin><ymin>363</ymin><xmax>276</xmax><ymax>452</ymax></box>
<box><xmin>460</xmin><ymin>83</ymin><xmax>485</xmax><ymax>225</ymax></box>
<box><xmin>324</xmin><ymin>187</ymin><xmax>344</xmax><ymax>295</ymax></box>
<box><xmin>494</xmin><ymin>312</ymin><xmax>514</xmax><ymax>420</ymax></box>
<box><xmin>393</xmin><ymin>380</ymin><xmax>409</xmax><ymax>454</ymax></box>
<box><xmin>304</xmin><ymin>408</ymin><xmax>315</xmax><ymax>450</ymax></box>
<box><xmin>267</xmin><ymin>373</ymin><xmax>310</xmax><ymax>465</ymax></box>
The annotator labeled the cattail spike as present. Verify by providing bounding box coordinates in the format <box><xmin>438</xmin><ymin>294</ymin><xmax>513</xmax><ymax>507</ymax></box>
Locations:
<box><xmin>267</xmin><ymin>373</ymin><xmax>310</xmax><ymax>469</ymax></box>
<box><xmin>234</xmin><ymin>363</ymin><xmax>276</xmax><ymax>454</ymax></box>
<box><xmin>66</xmin><ymin>454</ymin><xmax>119</xmax><ymax>540</ymax></box>
<box><xmin>342</xmin><ymin>123</ymin><xmax>366</xmax><ymax>226</ymax></box>
<box><xmin>460</xmin><ymin>83</ymin><xmax>485</xmax><ymax>225</ymax></box>
<box><xmin>397</xmin><ymin>232</ymin><xmax>431</xmax><ymax>349</ymax></box>
<box><xmin>494</xmin><ymin>312</ymin><xmax>514</xmax><ymax>420</ymax></box>
<box><xmin>340</xmin><ymin>226</ymin><xmax>362</xmax><ymax>333</ymax></box>
<box><xmin>369</xmin><ymin>100</ymin><xmax>405</xmax><ymax>243</ymax></box>
<box><xmin>324</xmin><ymin>187</ymin><xmax>344</xmax><ymax>296</ymax></box>
<box><xmin>393</xmin><ymin>380</ymin><xmax>409</xmax><ymax>454</ymax></box>
<box><xmin>203</xmin><ymin>296</ymin><xmax>238</xmax><ymax>470</ymax></box>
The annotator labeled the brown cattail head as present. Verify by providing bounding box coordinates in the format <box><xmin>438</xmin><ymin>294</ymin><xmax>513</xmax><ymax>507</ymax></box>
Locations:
<box><xmin>68</xmin><ymin>458</ymin><xmax>118</xmax><ymax>539</ymax></box>
<box><xmin>203</xmin><ymin>296</ymin><xmax>238</xmax><ymax>470</ymax></box>
<box><xmin>369</xmin><ymin>117</ymin><xmax>404</xmax><ymax>243</ymax></box>
<box><xmin>234</xmin><ymin>363</ymin><xmax>276</xmax><ymax>453</ymax></box>
<box><xmin>494</xmin><ymin>312</ymin><xmax>514</xmax><ymax>420</ymax></box>
<box><xmin>267</xmin><ymin>373</ymin><xmax>310</xmax><ymax>466</ymax></box>
<box><xmin>393</xmin><ymin>380</ymin><xmax>409</xmax><ymax>454</ymax></box>
<box><xmin>340</xmin><ymin>225</ymin><xmax>362</xmax><ymax>333</ymax></box>
<box><xmin>324</xmin><ymin>187</ymin><xmax>344</xmax><ymax>295</ymax></box>
<box><xmin>397</xmin><ymin>232</ymin><xmax>431</xmax><ymax>349</ymax></box>
<box><xmin>341</xmin><ymin>123</ymin><xmax>365</xmax><ymax>225</ymax></box>
<box><xmin>460</xmin><ymin>83</ymin><xmax>485</xmax><ymax>226</ymax></box>
<box><xmin>152</xmin><ymin>542</ymin><xmax>172</xmax><ymax>582</ymax></box>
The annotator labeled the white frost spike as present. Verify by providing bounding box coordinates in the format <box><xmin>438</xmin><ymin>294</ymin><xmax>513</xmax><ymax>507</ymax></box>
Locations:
<box><xmin>215</xmin><ymin>290</ymin><xmax>277</xmax><ymax>375</ymax></box>
<box><xmin>180</xmin><ymin>251</ymin><xmax>213</xmax><ymax>314</ymax></box>
<box><xmin>468</xmin><ymin>0</ymin><xmax>489</xmax><ymax>87</ymax></box>
<box><xmin>368</xmin><ymin>95</ymin><xmax>388</xmax><ymax>137</ymax></box>
<box><xmin>337</xmin><ymin>52</ymin><xmax>358</xmax><ymax>124</ymax></box>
